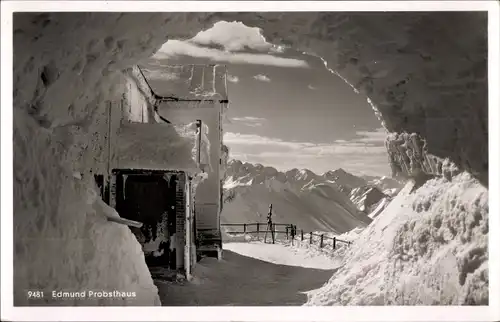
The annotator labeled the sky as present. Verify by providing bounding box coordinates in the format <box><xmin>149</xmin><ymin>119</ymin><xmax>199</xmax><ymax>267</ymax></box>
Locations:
<box><xmin>143</xmin><ymin>21</ymin><xmax>391</xmax><ymax>177</ymax></box>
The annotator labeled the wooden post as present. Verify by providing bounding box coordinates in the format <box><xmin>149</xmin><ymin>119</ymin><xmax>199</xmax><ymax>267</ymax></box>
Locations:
<box><xmin>266</xmin><ymin>204</ymin><xmax>273</xmax><ymax>244</ymax></box>
<box><xmin>272</xmin><ymin>223</ymin><xmax>275</xmax><ymax>244</ymax></box>
<box><xmin>301</xmin><ymin>229</ymin><xmax>304</xmax><ymax>241</ymax></box>
<box><xmin>257</xmin><ymin>223</ymin><xmax>260</xmax><ymax>233</ymax></box>
<box><xmin>286</xmin><ymin>226</ymin><xmax>289</xmax><ymax>240</ymax></box>
<box><xmin>243</xmin><ymin>223</ymin><xmax>246</xmax><ymax>234</ymax></box>
<box><xmin>333</xmin><ymin>237</ymin><xmax>336</xmax><ymax>249</ymax></box>
<box><xmin>320</xmin><ymin>234</ymin><xmax>324</xmax><ymax>248</ymax></box>
<box><xmin>310</xmin><ymin>232</ymin><xmax>313</xmax><ymax>244</ymax></box>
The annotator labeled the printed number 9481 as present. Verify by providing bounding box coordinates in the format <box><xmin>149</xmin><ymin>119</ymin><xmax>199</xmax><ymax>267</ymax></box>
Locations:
<box><xmin>27</xmin><ymin>291</ymin><xmax>44</xmax><ymax>298</ymax></box>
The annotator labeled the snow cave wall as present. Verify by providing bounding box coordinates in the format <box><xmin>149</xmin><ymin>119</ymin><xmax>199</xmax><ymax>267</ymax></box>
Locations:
<box><xmin>306</xmin><ymin>173</ymin><xmax>488</xmax><ymax>305</ymax></box>
<box><xmin>207</xmin><ymin>12</ymin><xmax>488</xmax><ymax>186</ymax></box>
<box><xmin>13</xmin><ymin>12</ymin><xmax>488</xmax><ymax>305</ymax></box>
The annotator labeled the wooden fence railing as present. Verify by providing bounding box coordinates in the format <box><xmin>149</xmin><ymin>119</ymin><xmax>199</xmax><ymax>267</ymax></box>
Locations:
<box><xmin>220</xmin><ymin>222</ymin><xmax>352</xmax><ymax>251</ymax></box>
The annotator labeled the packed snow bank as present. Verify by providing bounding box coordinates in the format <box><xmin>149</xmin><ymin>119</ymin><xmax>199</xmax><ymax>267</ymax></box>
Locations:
<box><xmin>14</xmin><ymin>167</ymin><xmax>160</xmax><ymax>305</ymax></box>
<box><xmin>306</xmin><ymin>172</ymin><xmax>488</xmax><ymax>305</ymax></box>
<box><xmin>224</xmin><ymin>242</ymin><xmax>339</xmax><ymax>269</ymax></box>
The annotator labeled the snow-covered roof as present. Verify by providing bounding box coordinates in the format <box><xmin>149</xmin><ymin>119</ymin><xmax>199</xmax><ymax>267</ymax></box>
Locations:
<box><xmin>114</xmin><ymin>122</ymin><xmax>210</xmax><ymax>173</ymax></box>
<box><xmin>139</xmin><ymin>64</ymin><xmax>228</xmax><ymax>101</ymax></box>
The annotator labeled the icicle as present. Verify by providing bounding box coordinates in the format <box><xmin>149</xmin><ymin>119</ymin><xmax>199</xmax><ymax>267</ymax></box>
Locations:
<box><xmin>200</xmin><ymin>65</ymin><xmax>205</xmax><ymax>92</ymax></box>
<box><xmin>188</xmin><ymin>64</ymin><xmax>195</xmax><ymax>89</ymax></box>
<box><xmin>212</xmin><ymin>64</ymin><xmax>217</xmax><ymax>95</ymax></box>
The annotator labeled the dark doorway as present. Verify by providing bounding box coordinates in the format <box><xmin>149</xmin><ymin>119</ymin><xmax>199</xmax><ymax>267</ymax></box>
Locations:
<box><xmin>113</xmin><ymin>170</ymin><xmax>178</xmax><ymax>269</ymax></box>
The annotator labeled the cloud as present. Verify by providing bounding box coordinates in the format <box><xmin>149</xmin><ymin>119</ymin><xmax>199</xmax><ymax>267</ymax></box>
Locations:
<box><xmin>308</xmin><ymin>84</ymin><xmax>317</xmax><ymax>90</ymax></box>
<box><xmin>253</xmin><ymin>74</ymin><xmax>271</xmax><ymax>82</ymax></box>
<box><xmin>223</xmin><ymin>131</ymin><xmax>391</xmax><ymax>176</ymax></box>
<box><xmin>191</xmin><ymin>21</ymin><xmax>272</xmax><ymax>52</ymax></box>
<box><xmin>153</xmin><ymin>21</ymin><xmax>308</xmax><ymax>68</ymax></box>
<box><xmin>224</xmin><ymin>132</ymin><xmax>386</xmax><ymax>155</ymax></box>
<box><xmin>229</xmin><ymin>116</ymin><xmax>267</xmax><ymax>127</ymax></box>
<box><xmin>191</xmin><ymin>21</ymin><xmax>289</xmax><ymax>55</ymax></box>
<box><xmin>227</xmin><ymin>74</ymin><xmax>239</xmax><ymax>83</ymax></box>
<box><xmin>154</xmin><ymin>40</ymin><xmax>308</xmax><ymax>68</ymax></box>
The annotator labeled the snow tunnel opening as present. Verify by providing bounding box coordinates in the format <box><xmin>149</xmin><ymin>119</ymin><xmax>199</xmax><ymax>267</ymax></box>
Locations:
<box><xmin>179</xmin><ymin>12</ymin><xmax>488</xmax><ymax>186</ymax></box>
<box><xmin>137</xmin><ymin>23</ymin><xmax>406</xmax><ymax>240</ymax></box>
<box><xmin>148</xmin><ymin>17</ymin><xmax>468</xmax><ymax>186</ymax></box>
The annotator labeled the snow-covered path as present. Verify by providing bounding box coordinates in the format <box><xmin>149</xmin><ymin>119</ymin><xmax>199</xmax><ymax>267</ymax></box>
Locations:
<box><xmin>155</xmin><ymin>242</ymin><xmax>336</xmax><ymax>306</ymax></box>
<box><xmin>224</xmin><ymin>242</ymin><xmax>340</xmax><ymax>269</ymax></box>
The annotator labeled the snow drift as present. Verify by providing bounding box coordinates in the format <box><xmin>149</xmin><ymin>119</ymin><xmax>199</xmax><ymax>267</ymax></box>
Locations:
<box><xmin>14</xmin><ymin>162</ymin><xmax>161</xmax><ymax>305</ymax></box>
<box><xmin>306</xmin><ymin>172</ymin><xmax>488</xmax><ymax>305</ymax></box>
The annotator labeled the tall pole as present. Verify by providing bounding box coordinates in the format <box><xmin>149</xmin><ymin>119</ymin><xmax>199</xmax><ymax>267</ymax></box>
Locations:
<box><xmin>107</xmin><ymin>101</ymin><xmax>112</xmax><ymax>175</ymax></box>
<box><xmin>106</xmin><ymin>100</ymin><xmax>112</xmax><ymax>203</ymax></box>
<box><xmin>196</xmin><ymin>119</ymin><xmax>202</xmax><ymax>167</ymax></box>
<box><xmin>265</xmin><ymin>204</ymin><xmax>273</xmax><ymax>244</ymax></box>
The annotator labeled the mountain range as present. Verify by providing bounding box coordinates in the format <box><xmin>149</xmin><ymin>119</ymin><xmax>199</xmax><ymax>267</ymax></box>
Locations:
<box><xmin>221</xmin><ymin>160</ymin><xmax>404</xmax><ymax>234</ymax></box>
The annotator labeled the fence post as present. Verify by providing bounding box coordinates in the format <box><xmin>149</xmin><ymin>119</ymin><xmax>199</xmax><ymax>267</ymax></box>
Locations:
<box><xmin>244</xmin><ymin>223</ymin><xmax>246</xmax><ymax>233</ymax></box>
<box><xmin>257</xmin><ymin>223</ymin><xmax>260</xmax><ymax>233</ymax></box>
<box><xmin>272</xmin><ymin>223</ymin><xmax>275</xmax><ymax>244</ymax></box>
<box><xmin>320</xmin><ymin>234</ymin><xmax>324</xmax><ymax>248</ymax></box>
<box><xmin>333</xmin><ymin>237</ymin><xmax>336</xmax><ymax>249</ymax></box>
<box><xmin>301</xmin><ymin>229</ymin><xmax>304</xmax><ymax>241</ymax></box>
<box><xmin>310</xmin><ymin>232</ymin><xmax>313</xmax><ymax>244</ymax></box>
<box><xmin>286</xmin><ymin>226</ymin><xmax>289</xmax><ymax>239</ymax></box>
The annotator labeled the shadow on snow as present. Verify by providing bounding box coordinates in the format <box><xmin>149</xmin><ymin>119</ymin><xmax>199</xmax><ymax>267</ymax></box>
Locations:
<box><xmin>155</xmin><ymin>249</ymin><xmax>335</xmax><ymax>306</ymax></box>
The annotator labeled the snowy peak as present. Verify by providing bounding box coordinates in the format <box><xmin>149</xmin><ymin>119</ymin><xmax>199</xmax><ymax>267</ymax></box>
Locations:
<box><xmin>226</xmin><ymin>160</ymin><xmax>399</xmax><ymax>194</ymax></box>
<box><xmin>363</xmin><ymin>175</ymin><xmax>404</xmax><ymax>196</ymax></box>
<box><xmin>222</xmin><ymin>160</ymin><xmax>378</xmax><ymax>234</ymax></box>
<box><xmin>322</xmin><ymin>168</ymin><xmax>368</xmax><ymax>192</ymax></box>
<box><xmin>286</xmin><ymin>168</ymin><xmax>319</xmax><ymax>183</ymax></box>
